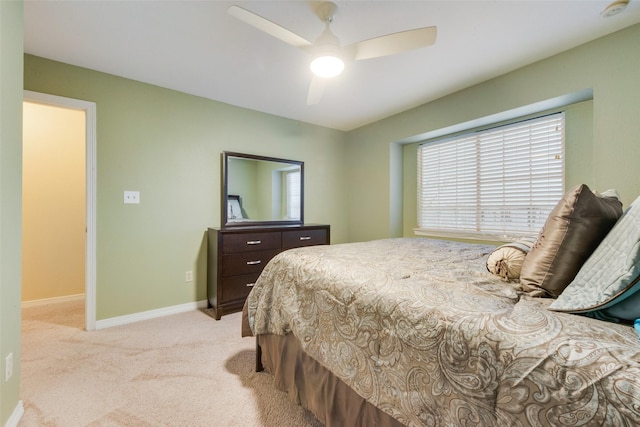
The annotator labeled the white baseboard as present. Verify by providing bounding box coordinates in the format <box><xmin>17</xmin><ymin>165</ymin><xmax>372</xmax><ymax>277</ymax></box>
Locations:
<box><xmin>95</xmin><ymin>300</ymin><xmax>209</xmax><ymax>330</ymax></box>
<box><xmin>22</xmin><ymin>294</ymin><xmax>85</xmax><ymax>308</ymax></box>
<box><xmin>4</xmin><ymin>400</ymin><xmax>24</xmax><ymax>427</ymax></box>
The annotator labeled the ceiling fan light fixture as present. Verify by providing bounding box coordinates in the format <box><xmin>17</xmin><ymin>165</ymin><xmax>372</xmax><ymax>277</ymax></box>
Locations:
<box><xmin>228</xmin><ymin>1</ymin><xmax>438</xmax><ymax>103</ymax></box>
<box><xmin>310</xmin><ymin>55</ymin><xmax>344</xmax><ymax>78</ymax></box>
<box><xmin>310</xmin><ymin>22</ymin><xmax>344</xmax><ymax>78</ymax></box>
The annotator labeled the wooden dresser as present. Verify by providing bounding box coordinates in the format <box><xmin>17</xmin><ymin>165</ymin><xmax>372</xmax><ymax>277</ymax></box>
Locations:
<box><xmin>207</xmin><ymin>224</ymin><xmax>330</xmax><ymax>320</ymax></box>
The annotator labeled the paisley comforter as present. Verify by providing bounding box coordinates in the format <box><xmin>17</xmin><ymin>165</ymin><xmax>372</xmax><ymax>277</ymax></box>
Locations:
<box><xmin>246</xmin><ymin>238</ymin><xmax>640</xmax><ymax>426</ymax></box>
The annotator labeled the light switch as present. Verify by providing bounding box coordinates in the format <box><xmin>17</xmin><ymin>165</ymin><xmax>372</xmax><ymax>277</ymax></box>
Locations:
<box><xmin>124</xmin><ymin>191</ymin><xmax>140</xmax><ymax>204</ymax></box>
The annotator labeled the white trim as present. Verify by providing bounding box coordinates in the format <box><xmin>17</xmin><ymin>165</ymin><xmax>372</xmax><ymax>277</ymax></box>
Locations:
<box><xmin>95</xmin><ymin>300</ymin><xmax>209</xmax><ymax>330</ymax></box>
<box><xmin>413</xmin><ymin>228</ymin><xmax>532</xmax><ymax>243</ymax></box>
<box><xmin>396</xmin><ymin>89</ymin><xmax>592</xmax><ymax>145</ymax></box>
<box><xmin>4</xmin><ymin>401</ymin><xmax>24</xmax><ymax>427</ymax></box>
<box><xmin>21</xmin><ymin>294</ymin><xmax>85</xmax><ymax>308</ymax></box>
<box><xmin>23</xmin><ymin>90</ymin><xmax>97</xmax><ymax>331</ymax></box>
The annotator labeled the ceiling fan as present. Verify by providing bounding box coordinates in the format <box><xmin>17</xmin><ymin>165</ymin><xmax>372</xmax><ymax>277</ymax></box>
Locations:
<box><xmin>228</xmin><ymin>2</ymin><xmax>437</xmax><ymax>105</ymax></box>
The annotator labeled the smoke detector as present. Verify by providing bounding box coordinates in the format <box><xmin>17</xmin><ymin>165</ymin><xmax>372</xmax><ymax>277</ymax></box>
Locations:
<box><xmin>601</xmin><ymin>0</ymin><xmax>629</xmax><ymax>17</ymax></box>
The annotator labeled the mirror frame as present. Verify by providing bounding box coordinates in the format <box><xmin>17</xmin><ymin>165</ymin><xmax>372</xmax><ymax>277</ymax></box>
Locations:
<box><xmin>222</xmin><ymin>151</ymin><xmax>304</xmax><ymax>227</ymax></box>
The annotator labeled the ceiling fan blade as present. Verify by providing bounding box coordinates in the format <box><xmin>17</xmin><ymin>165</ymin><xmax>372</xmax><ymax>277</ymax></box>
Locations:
<box><xmin>228</xmin><ymin>5</ymin><xmax>312</xmax><ymax>48</ymax></box>
<box><xmin>348</xmin><ymin>26</ymin><xmax>437</xmax><ymax>61</ymax></box>
<box><xmin>307</xmin><ymin>77</ymin><xmax>327</xmax><ymax>105</ymax></box>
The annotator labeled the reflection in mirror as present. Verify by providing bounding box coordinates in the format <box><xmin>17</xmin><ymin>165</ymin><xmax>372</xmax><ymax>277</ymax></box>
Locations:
<box><xmin>223</xmin><ymin>152</ymin><xmax>304</xmax><ymax>226</ymax></box>
<box><xmin>227</xmin><ymin>195</ymin><xmax>244</xmax><ymax>220</ymax></box>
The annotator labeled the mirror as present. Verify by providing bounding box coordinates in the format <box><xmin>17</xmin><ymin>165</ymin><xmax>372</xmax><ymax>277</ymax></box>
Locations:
<box><xmin>222</xmin><ymin>152</ymin><xmax>304</xmax><ymax>227</ymax></box>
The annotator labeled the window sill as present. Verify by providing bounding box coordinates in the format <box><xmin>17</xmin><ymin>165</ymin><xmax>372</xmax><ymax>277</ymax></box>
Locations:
<box><xmin>413</xmin><ymin>228</ymin><xmax>535</xmax><ymax>244</ymax></box>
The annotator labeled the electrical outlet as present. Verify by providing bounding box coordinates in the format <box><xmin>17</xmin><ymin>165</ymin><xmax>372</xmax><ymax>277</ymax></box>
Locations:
<box><xmin>185</xmin><ymin>271</ymin><xmax>193</xmax><ymax>282</ymax></box>
<box><xmin>123</xmin><ymin>190</ymin><xmax>140</xmax><ymax>204</ymax></box>
<box><xmin>5</xmin><ymin>353</ymin><xmax>13</xmax><ymax>382</ymax></box>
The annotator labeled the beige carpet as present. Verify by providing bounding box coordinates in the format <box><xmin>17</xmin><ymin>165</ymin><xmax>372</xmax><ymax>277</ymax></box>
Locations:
<box><xmin>19</xmin><ymin>299</ymin><xmax>323</xmax><ymax>427</ymax></box>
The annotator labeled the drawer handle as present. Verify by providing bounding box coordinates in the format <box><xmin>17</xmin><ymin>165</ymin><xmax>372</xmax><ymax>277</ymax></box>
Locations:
<box><xmin>246</xmin><ymin>240</ymin><xmax>262</xmax><ymax>245</ymax></box>
<box><xmin>299</xmin><ymin>236</ymin><xmax>312</xmax><ymax>241</ymax></box>
<box><xmin>246</xmin><ymin>260</ymin><xmax>262</xmax><ymax>265</ymax></box>
<box><xmin>246</xmin><ymin>283</ymin><xmax>255</xmax><ymax>287</ymax></box>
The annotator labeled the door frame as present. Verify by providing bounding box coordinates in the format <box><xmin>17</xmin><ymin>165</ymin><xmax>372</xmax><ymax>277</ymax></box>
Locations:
<box><xmin>23</xmin><ymin>90</ymin><xmax>97</xmax><ymax>331</ymax></box>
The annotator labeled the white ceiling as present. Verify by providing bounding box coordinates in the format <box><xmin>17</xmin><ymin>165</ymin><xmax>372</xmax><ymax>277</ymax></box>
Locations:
<box><xmin>24</xmin><ymin>0</ymin><xmax>640</xmax><ymax>131</ymax></box>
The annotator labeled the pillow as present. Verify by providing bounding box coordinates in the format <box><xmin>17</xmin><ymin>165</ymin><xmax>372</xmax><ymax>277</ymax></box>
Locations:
<box><xmin>486</xmin><ymin>237</ymin><xmax>536</xmax><ymax>280</ymax></box>
<box><xmin>519</xmin><ymin>184</ymin><xmax>623</xmax><ymax>297</ymax></box>
<box><xmin>549</xmin><ymin>194</ymin><xmax>640</xmax><ymax>320</ymax></box>
<box><xmin>597</xmin><ymin>287</ymin><xmax>640</xmax><ymax>321</ymax></box>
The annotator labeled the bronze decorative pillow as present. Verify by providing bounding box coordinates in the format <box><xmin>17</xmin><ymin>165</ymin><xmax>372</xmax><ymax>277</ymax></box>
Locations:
<box><xmin>519</xmin><ymin>184</ymin><xmax>623</xmax><ymax>297</ymax></box>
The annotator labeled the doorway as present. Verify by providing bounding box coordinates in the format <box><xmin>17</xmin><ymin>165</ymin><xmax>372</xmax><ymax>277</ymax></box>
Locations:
<box><xmin>22</xmin><ymin>91</ymin><xmax>97</xmax><ymax>330</ymax></box>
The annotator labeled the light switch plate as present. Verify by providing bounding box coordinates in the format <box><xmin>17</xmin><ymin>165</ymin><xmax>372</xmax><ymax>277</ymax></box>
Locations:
<box><xmin>124</xmin><ymin>191</ymin><xmax>140</xmax><ymax>204</ymax></box>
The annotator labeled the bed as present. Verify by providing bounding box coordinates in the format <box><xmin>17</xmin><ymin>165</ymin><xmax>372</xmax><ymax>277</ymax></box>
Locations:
<box><xmin>242</xmin><ymin>237</ymin><xmax>640</xmax><ymax>426</ymax></box>
<box><xmin>242</xmin><ymin>185</ymin><xmax>640</xmax><ymax>426</ymax></box>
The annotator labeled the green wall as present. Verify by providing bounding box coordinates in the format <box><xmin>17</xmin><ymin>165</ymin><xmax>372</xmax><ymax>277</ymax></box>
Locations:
<box><xmin>345</xmin><ymin>24</ymin><xmax>640</xmax><ymax>243</ymax></box>
<box><xmin>24</xmin><ymin>55</ymin><xmax>348</xmax><ymax>320</ymax></box>
<box><xmin>1</xmin><ymin>1</ymin><xmax>24</xmax><ymax>424</ymax></box>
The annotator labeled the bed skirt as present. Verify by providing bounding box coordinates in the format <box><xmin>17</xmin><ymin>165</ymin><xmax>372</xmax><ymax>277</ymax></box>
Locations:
<box><xmin>257</xmin><ymin>333</ymin><xmax>404</xmax><ymax>427</ymax></box>
<box><xmin>243</xmin><ymin>301</ymin><xmax>403</xmax><ymax>426</ymax></box>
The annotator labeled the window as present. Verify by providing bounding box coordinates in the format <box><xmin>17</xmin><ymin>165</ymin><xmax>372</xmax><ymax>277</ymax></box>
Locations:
<box><xmin>417</xmin><ymin>113</ymin><xmax>564</xmax><ymax>240</ymax></box>
<box><xmin>286</xmin><ymin>170</ymin><xmax>301</xmax><ymax>220</ymax></box>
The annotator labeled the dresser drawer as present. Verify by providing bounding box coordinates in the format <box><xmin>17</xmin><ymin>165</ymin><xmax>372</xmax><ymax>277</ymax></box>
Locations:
<box><xmin>220</xmin><ymin>273</ymin><xmax>261</xmax><ymax>302</ymax></box>
<box><xmin>282</xmin><ymin>229</ymin><xmax>328</xmax><ymax>249</ymax></box>
<box><xmin>222</xmin><ymin>232</ymin><xmax>281</xmax><ymax>254</ymax></box>
<box><xmin>221</xmin><ymin>249</ymin><xmax>280</xmax><ymax>277</ymax></box>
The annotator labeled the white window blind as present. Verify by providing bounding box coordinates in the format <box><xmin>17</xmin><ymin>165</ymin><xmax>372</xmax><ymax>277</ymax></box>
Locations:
<box><xmin>286</xmin><ymin>170</ymin><xmax>301</xmax><ymax>220</ymax></box>
<box><xmin>417</xmin><ymin>113</ymin><xmax>564</xmax><ymax>240</ymax></box>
